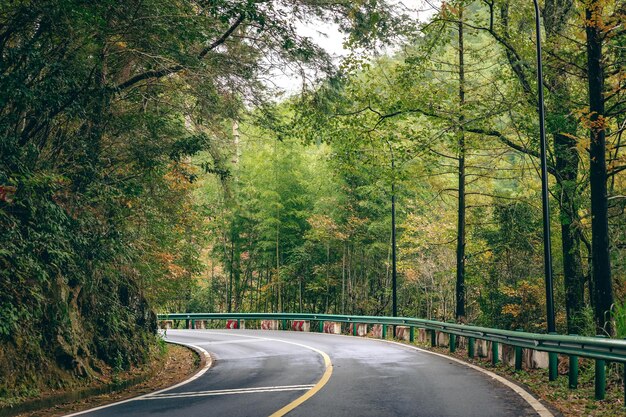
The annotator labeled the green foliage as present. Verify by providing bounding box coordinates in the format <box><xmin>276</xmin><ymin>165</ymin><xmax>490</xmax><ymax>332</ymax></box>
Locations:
<box><xmin>1</xmin><ymin>0</ymin><xmax>625</xmax><ymax>404</ymax></box>
<box><xmin>196</xmin><ymin>0</ymin><xmax>623</xmax><ymax>336</ymax></box>
<box><xmin>0</xmin><ymin>0</ymin><xmax>403</xmax><ymax>402</ymax></box>
<box><xmin>612</xmin><ymin>303</ymin><xmax>626</xmax><ymax>339</ymax></box>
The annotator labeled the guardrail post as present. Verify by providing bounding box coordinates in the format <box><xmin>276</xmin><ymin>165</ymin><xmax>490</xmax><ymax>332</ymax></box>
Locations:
<box><xmin>595</xmin><ymin>335</ymin><xmax>606</xmax><ymax>400</ymax></box>
<box><xmin>352</xmin><ymin>323</ymin><xmax>357</xmax><ymax>336</ymax></box>
<box><xmin>569</xmin><ymin>355</ymin><xmax>578</xmax><ymax>389</ymax></box>
<box><xmin>282</xmin><ymin>319</ymin><xmax>287</xmax><ymax>330</ymax></box>
<box><xmin>548</xmin><ymin>332</ymin><xmax>558</xmax><ymax>381</ymax></box>
<box><xmin>595</xmin><ymin>358</ymin><xmax>606</xmax><ymax>400</ymax></box>
<box><xmin>491</xmin><ymin>341</ymin><xmax>499</xmax><ymax>366</ymax></box>
<box><xmin>445</xmin><ymin>321</ymin><xmax>455</xmax><ymax>353</ymax></box>
<box><xmin>236</xmin><ymin>319</ymin><xmax>240</xmax><ymax>329</ymax></box>
<box><xmin>409</xmin><ymin>326</ymin><xmax>415</xmax><ymax>343</ymax></box>
<box><xmin>319</xmin><ymin>321</ymin><xmax>324</xmax><ymax>333</ymax></box>
<box><xmin>514</xmin><ymin>346</ymin><xmax>523</xmax><ymax>371</ymax></box>
<box><xmin>382</xmin><ymin>324</ymin><xmax>387</xmax><ymax>339</ymax></box>
<box><xmin>430</xmin><ymin>330</ymin><xmax>436</xmax><ymax>347</ymax></box>
<box><xmin>549</xmin><ymin>352</ymin><xmax>558</xmax><ymax>381</ymax></box>
<box><xmin>514</xmin><ymin>329</ymin><xmax>523</xmax><ymax>371</ymax></box>
<box><xmin>468</xmin><ymin>337</ymin><xmax>475</xmax><ymax>358</ymax></box>
<box><xmin>515</xmin><ymin>329</ymin><xmax>524</xmax><ymax>371</ymax></box>
<box><xmin>566</xmin><ymin>333</ymin><xmax>578</xmax><ymax>389</ymax></box>
<box><xmin>191</xmin><ymin>319</ymin><xmax>195</xmax><ymax>329</ymax></box>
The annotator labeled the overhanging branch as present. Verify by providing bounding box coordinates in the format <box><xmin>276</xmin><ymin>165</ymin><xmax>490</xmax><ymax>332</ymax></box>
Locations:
<box><xmin>116</xmin><ymin>14</ymin><xmax>245</xmax><ymax>91</ymax></box>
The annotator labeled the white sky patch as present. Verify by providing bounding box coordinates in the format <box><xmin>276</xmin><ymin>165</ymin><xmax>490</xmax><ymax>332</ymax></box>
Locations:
<box><xmin>268</xmin><ymin>1</ymin><xmax>440</xmax><ymax>95</ymax></box>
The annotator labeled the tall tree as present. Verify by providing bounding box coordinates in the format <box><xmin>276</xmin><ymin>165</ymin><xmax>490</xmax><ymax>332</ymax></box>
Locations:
<box><xmin>585</xmin><ymin>0</ymin><xmax>614</xmax><ymax>334</ymax></box>
<box><xmin>428</xmin><ymin>0</ymin><xmax>588</xmax><ymax>332</ymax></box>
<box><xmin>455</xmin><ymin>2</ymin><xmax>467</xmax><ymax>321</ymax></box>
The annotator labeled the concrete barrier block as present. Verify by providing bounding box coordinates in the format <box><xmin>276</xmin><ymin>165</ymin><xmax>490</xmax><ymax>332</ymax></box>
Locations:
<box><xmin>456</xmin><ymin>336</ymin><xmax>467</xmax><ymax>349</ymax></box>
<box><xmin>501</xmin><ymin>344</ymin><xmax>516</xmax><ymax>366</ymax></box>
<box><xmin>159</xmin><ymin>320</ymin><xmax>173</xmax><ymax>329</ymax></box>
<box><xmin>349</xmin><ymin>323</ymin><xmax>368</xmax><ymax>336</ymax></box>
<box><xmin>436</xmin><ymin>331</ymin><xmax>450</xmax><ymax>347</ymax></box>
<box><xmin>226</xmin><ymin>319</ymin><xmax>244</xmax><ymax>329</ymax></box>
<box><xmin>395</xmin><ymin>326</ymin><xmax>411</xmax><ymax>341</ymax></box>
<box><xmin>476</xmin><ymin>339</ymin><xmax>488</xmax><ymax>357</ymax></box>
<box><xmin>523</xmin><ymin>349</ymin><xmax>549</xmax><ymax>369</ymax></box>
<box><xmin>487</xmin><ymin>341</ymin><xmax>503</xmax><ymax>362</ymax></box>
<box><xmin>370</xmin><ymin>324</ymin><xmax>383</xmax><ymax>338</ymax></box>
<box><xmin>323</xmin><ymin>321</ymin><xmax>341</xmax><ymax>334</ymax></box>
<box><xmin>417</xmin><ymin>328</ymin><xmax>428</xmax><ymax>343</ymax></box>
<box><xmin>261</xmin><ymin>320</ymin><xmax>280</xmax><ymax>330</ymax></box>
<box><xmin>291</xmin><ymin>320</ymin><xmax>310</xmax><ymax>332</ymax></box>
<box><xmin>194</xmin><ymin>320</ymin><xmax>206</xmax><ymax>329</ymax></box>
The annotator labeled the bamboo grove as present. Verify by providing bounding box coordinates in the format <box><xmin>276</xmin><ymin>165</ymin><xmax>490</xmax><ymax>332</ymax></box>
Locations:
<box><xmin>194</xmin><ymin>0</ymin><xmax>626</xmax><ymax>338</ymax></box>
<box><xmin>0</xmin><ymin>0</ymin><xmax>625</xmax><ymax>403</ymax></box>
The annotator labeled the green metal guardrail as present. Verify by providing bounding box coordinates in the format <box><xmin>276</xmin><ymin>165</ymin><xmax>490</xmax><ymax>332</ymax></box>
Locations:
<box><xmin>157</xmin><ymin>312</ymin><xmax>626</xmax><ymax>402</ymax></box>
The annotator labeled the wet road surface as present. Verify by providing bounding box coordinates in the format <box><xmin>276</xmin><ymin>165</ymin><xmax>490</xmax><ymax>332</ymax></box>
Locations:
<box><xmin>65</xmin><ymin>329</ymin><xmax>552</xmax><ymax>417</ymax></box>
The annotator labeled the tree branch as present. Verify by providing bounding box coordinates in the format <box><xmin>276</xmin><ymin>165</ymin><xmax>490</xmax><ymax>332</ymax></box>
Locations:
<box><xmin>463</xmin><ymin>126</ymin><xmax>557</xmax><ymax>176</ymax></box>
<box><xmin>116</xmin><ymin>14</ymin><xmax>245</xmax><ymax>91</ymax></box>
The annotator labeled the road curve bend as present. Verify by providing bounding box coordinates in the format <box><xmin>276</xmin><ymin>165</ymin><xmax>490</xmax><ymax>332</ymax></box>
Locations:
<box><xmin>65</xmin><ymin>329</ymin><xmax>553</xmax><ymax>417</ymax></box>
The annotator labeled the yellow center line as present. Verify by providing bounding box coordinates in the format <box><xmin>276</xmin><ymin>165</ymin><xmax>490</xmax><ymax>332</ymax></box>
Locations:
<box><xmin>268</xmin><ymin>347</ymin><xmax>333</xmax><ymax>417</ymax></box>
<box><xmin>180</xmin><ymin>331</ymin><xmax>333</xmax><ymax>417</ymax></box>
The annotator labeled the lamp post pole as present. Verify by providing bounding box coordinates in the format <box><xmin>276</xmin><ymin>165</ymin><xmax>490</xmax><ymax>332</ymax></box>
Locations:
<box><xmin>532</xmin><ymin>0</ymin><xmax>556</xmax><ymax>336</ymax></box>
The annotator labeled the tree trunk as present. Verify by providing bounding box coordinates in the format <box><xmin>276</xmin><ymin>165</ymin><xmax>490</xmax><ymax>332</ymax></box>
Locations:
<box><xmin>541</xmin><ymin>0</ymin><xmax>586</xmax><ymax>335</ymax></box>
<box><xmin>554</xmin><ymin>133</ymin><xmax>585</xmax><ymax>333</ymax></box>
<box><xmin>455</xmin><ymin>5</ymin><xmax>466</xmax><ymax>322</ymax></box>
<box><xmin>585</xmin><ymin>2</ymin><xmax>613</xmax><ymax>334</ymax></box>
<box><xmin>228</xmin><ymin>238</ymin><xmax>234</xmax><ymax>313</ymax></box>
<box><xmin>497</xmin><ymin>0</ymin><xmax>588</xmax><ymax>333</ymax></box>
<box><xmin>325</xmin><ymin>243</ymin><xmax>330</xmax><ymax>313</ymax></box>
<box><xmin>342</xmin><ymin>244</ymin><xmax>346</xmax><ymax>314</ymax></box>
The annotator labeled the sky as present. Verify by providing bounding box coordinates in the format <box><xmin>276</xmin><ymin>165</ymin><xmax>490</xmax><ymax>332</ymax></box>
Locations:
<box><xmin>270</xmin><ymin>1</ymin><xmax>439</xmax><ymax>94</ymax></box>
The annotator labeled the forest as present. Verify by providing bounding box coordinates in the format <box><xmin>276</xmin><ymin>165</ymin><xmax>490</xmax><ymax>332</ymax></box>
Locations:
<box><xmin>1</xmin><ymin>0</ymin><xmax>625</xmax><ymax>403</ymax></box>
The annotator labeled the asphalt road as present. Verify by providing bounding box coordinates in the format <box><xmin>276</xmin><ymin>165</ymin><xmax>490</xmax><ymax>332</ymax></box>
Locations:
<box><xmin>66</xmin><ymin>329</ymin><xmax>553</xmax><ymax>417</ymax></box>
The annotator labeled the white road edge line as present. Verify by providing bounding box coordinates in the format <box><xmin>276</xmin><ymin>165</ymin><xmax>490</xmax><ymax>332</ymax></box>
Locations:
<box><xmin>288</xmin><ymin>328</ymin><xmax>553</xmax><ymax>417</ymax></box>
<box><xmin>62</xmin><ymin>341</ymin><xmax>213</xmax><ymax>417</ymax></box>
<box><xmin>193</xmin><ymin>329</ymin><xmax>553</xmax><ymax>416</ymax></box>
<box><xmin>62</xmin><ymin>329</ymin><xmax>549</xmax><ymax>416</ymax></box>
<box><xmin>176</xmin><ymin>330</ymin><xmax>334</xmax><ymax>417</ymax></box>
<box><xmin>210</xmin><ymin>329</ymin><xmax>554</xmax><ymax>417</ymax></box>
<box><xmin>370</xmin><ymin>337</ymin><xmax>555</xmax><ymax>417</ymax></box>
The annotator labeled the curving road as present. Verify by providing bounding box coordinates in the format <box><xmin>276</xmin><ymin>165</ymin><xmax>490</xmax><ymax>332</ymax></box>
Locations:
<box><xmin>66</xmin><ymin>329</ymin><xmax>553</xmax><ymax>417</ymax></box>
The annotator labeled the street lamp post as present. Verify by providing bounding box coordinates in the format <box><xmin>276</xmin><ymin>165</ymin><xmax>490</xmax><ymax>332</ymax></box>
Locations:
<box><xmin>533</xmin><ymin>0</ymin><xmax>558</xmax><ymax>380</ymax></box>
<box><xmin>532</xmin><ymin>0</ymin><xmax>556</xmax><ymax>334</ymax></box>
